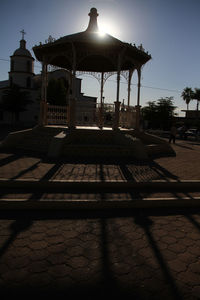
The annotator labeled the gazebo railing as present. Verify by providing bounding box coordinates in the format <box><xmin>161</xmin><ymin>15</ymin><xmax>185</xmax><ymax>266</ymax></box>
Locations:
<box><xmin>76</xmin><ymin>107</ymin><xmax>97</xmax><ymax>126</ymax></box>
<box><xmin>46</xmin><ymin>104</ymin><xmax>67</xmax><ymax>125</ymax></box>
<box><xmin>97</xmin><ymin>103</ymin><xmax>115</xmax><ymax>112</ymax></box>
<box><xmin>45</xmin><ymin>103</ymin><xmax>136</xmax><ymax>128</ymax></box>
<box><xmin>119</xmin><ymin>105</ymin><xmax>136</xmax><ymax>128</ymax></box>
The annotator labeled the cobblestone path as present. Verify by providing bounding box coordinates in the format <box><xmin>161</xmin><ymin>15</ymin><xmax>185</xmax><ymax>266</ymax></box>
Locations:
<box><xmin>0</xmin><ymin>209</ymin><xmax>200</xmax><ymax>299</ymax></box>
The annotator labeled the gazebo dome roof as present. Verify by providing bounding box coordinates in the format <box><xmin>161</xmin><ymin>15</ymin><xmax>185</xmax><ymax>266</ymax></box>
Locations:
<box><xmin>33</xmin><ymin>8</ymin><xmax>151</xmax><ymax>72</ymax></box>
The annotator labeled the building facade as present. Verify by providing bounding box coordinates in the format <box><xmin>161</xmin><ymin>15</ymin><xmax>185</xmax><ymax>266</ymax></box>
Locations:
<box><xmin>0</xmin><ymin>37</ymin><xmax>97</xmax><ymax>127</ymax></box>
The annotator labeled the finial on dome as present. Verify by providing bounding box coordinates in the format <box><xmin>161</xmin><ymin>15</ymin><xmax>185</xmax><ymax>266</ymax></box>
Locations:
<box><xmin>88</xmin><ymin>8</ymin><xmax>99</xmax><ymax>18</ymax></box>
<box><xmin>86</xmin><ymin>8</ymin><xmax>99</xmax><ymax>32</ymax></box>
<box><xmin>20</xmin><ymin>29</ymin><xmax>26</xmax><ymax>40</ymax></box>
<box><xmin>19</xmin><ymin>29</ymin><xmax>26</xmax><ymax>49</ymax></box>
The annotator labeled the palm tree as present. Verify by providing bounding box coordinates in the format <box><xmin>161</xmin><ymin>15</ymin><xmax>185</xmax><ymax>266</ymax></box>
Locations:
<box><xmin>192</xmin><ymin>88</ymin><xmax>200</xmax><ymax>111</ymax></box>
<box><xmin>181</xmin><ymin>87</ymin><xmax>193</xmax><ymax>110</ymax></box>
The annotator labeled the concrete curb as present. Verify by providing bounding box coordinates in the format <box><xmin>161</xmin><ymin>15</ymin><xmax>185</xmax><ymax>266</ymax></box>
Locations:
<box><xmin>0</xmin><ymin>179</ymin><xmax>200</xmax><ymax>190</ymax></box>
<box><xmin>0</xmin><ymin>197</ymin><xmax>200</xmax><ymax>210</ymax></box>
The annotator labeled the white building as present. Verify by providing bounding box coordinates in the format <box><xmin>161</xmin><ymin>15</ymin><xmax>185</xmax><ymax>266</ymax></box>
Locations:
<box><xmin>0</xmin><ymin>37</ymin><xmax>97</xmax><ymax>127</ymax></box>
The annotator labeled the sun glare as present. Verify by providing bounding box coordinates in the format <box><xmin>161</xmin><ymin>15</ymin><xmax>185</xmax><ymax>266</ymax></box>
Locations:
<box><xmin>98</xmin><ymin>19</ymin><xmax>119</xmax><ymax>38</ymax></box>
<box><xmin>98</xmin><ymin>30</ymin><xmax>106</xmax><ymax>37</ymax></box>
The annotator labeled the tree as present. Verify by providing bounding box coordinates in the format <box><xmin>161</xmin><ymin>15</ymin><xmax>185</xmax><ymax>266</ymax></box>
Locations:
<box><xmin>181</xmin><ymin>87</ymin><xmax>193</xmax><ymax>110</ymax></box>
<box><xmin>142</xmin><ymin>97</ymin><xmax>177</xmax><ymax>130</ymax></box>
<box><xmin>1</xmin><ymin>84</ymin><xmax>32</xmax><ymax>124</ymax></box>
<box><xmin>192</xmin><ymin>88</ymin><xmax>200</xmax><ymax>111</ymax></box>
<box><xmin>47</xmin><ymin>78</ymin><xmax>68</xmax><ymax>106</ymax></box>
<box><xmin>141</xmin><ymin>101</ymin><xmax>158</xmax><ymax>129</ymax></box>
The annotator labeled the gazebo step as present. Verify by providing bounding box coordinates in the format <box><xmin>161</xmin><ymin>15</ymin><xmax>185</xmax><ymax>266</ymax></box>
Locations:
<box><xmin>0</xmin><ymin>126</ymin><xmax>175</xmax><ymax>159</ymax></box>
<box><xmin>61</xmin><ymin>129</ymin><xmax>148</xmax><ymax>159</ymax></box>
<box><xmin>0</xmin><ymin>126</ymin><xmax>63</xmax><ymax>153</ymax></box>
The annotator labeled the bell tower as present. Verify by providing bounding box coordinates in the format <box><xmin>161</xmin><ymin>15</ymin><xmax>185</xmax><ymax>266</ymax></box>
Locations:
<box><xmin>9</xmin><ymin>30</ymin><xmax>35</xmax><ymax>89</ymax></box>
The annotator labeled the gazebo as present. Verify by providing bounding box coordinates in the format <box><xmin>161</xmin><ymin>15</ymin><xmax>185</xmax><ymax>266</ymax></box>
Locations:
<box><xmin>1</xmin><ymin>10</ymin><xmax>175</xmax><ymax>159</ymax></box>
<box><xmin>33</xmin><ymin>8</ymin><xmax>151</xmax><ymax>130</ymax></box>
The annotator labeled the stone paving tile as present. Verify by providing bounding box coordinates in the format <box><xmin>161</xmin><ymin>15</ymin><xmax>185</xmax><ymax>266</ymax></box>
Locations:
<box><xmin>0</xmin><ymin>210</ymin><xmax>200</xmax><ymax>299</ymax></box>
<box><xmin>0</xmin><ymin>136</ymin><xmax>200</xmax><ymax>300</ymax></box>
<box><xmin>0</xmin><ymin>154</ymin><xmax>51</xmax><ymax>180</ymax></box>
<box><xmin>1</xmin><ymin>139</ymin><xmax>200</xmax><ymax>183</ymax></box>
<box><xmin>0</xmin><ymin>139</ymin><xmax>200</xmax><ymax>204</ymax></box>
<box><xmin>154</xmin><ymin>141</ymin><xmax>200</xmax><ymax>180</ymax></box>
<box><xmin>51</xmin><ymin>164</ymin><xmax>126</xmax><ymax>181</ymax></box>
<box><xmin>0</xmin><ymin>155</ymin><xmax>160</xmax><ymax>182</ymax></box>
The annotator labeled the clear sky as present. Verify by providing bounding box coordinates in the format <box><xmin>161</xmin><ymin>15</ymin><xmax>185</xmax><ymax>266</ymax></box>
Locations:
<box><xmin>0</xmin><ymin>0</ymin><xmax>200</xmax><ymax>116</ymax></box>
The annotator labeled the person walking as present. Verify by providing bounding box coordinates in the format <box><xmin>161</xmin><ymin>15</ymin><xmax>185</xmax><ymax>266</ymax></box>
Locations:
<box><xmin>169</xmin><ymin>125</ymin><xmax>177</xmax><ymax>144</ymax></box>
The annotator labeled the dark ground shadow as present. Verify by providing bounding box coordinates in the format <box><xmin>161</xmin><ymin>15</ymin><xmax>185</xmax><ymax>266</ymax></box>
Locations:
<box><xmin>0</xmin><ymin>153</ymin><xmax>22</xmax><ymax>167</ymax></box>
<box><xmin>0</xmin><ymin>207</ymin><xmax>196</xmax><ymax>299</ymax></box>
<box><xmin>27</xmin><ymin>162</ymin><xmax>64</xmax><ymax>201</ymax></box>
<box><xmin>11</xmin><ymin>161</ymin><xmax>40</xmax><ymax>180</ymax></box>
<box><xmin>0</xmin><ymin>218</ymin><xmax>33</xmax><ymax>260</ymax></box>
<box><xmin>134</xmin><ymin>213</ymin><xmax>182</xmax><ymax>300</ymax></box>
<box><xmin>149</xmin><ymin>160</ymin><xmax>179</xmax><ymax>181</ymax></box>
<box><xmin>0</xmin><ymin>152</ymin><xmax>197</xmax><ymax>203</ymax></box>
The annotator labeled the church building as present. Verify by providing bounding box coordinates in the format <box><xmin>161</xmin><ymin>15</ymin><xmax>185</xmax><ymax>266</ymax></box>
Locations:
<box><xmin>0</xmin><ymin>33</ymin><xmax>97</xmax><ymax>127</ymax></box>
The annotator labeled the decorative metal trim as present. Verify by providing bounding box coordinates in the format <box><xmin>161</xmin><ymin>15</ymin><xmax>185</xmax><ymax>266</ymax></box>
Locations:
<box><xmin>77</xmin><ymin>71</ymin><xmax>118</xmax><ymax>87</ymax></box>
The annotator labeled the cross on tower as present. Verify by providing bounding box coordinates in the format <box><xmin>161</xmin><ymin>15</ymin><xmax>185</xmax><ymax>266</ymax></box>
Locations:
<box><xmin>20</xmin><ymin>29</ymin><xmax>26</xmax><ymax>40</ymax></box>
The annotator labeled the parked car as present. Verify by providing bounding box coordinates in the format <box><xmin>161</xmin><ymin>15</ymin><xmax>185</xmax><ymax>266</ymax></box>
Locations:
<box><xmin>185</xmin><ymin>129</ymin><xmax>200</xmax><ymax>139</ymax></box>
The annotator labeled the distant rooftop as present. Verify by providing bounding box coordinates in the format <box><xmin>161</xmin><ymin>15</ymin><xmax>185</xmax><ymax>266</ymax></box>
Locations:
<box><xmin>0</xmin><ymin>80</ymin><xmax>9</xmax><ymax>89</ymax></box>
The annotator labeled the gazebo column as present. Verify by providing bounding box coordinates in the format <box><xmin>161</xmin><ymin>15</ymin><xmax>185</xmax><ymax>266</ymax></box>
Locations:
<box><xmin>135</xmin><ymin>67</ymin><xmax>141</xmax><ymax>130</ymax></box>
<box><xmin>39</xmin><ymin>61</ymin><xmax>48</xmax><ymax>126</ymax></box>
<box><xmin>68</xmin><ymin>72</ymin><xmax>76</xmax><ymax>130</ymax></box>
<box><xmin>66</xmin><ymin>71</ymin><xmax>71</xmax><ymax>127</ymax></box>
<box><xmin>113</xmin><ymin>58</ymin><xmax>121</xmax><ymax>130</ymax></box>
<box><xmin>127</xmin><ymin>69</ymin><xmax>133</xmax><ymax>107</ymax></box>
<box><xmin>98</xmin><ymin>72</ymin><xmax>104</xmax><ymax>129</ymax></box>
<box><xmin>68</xmin><ymin>44</ymin><xmax>77</xmax><ymax>130</ymax></box>
<box><xmin>126</xmin><ymin>69</ymin><xmax>134</xmax><ymax>128</ymax></box>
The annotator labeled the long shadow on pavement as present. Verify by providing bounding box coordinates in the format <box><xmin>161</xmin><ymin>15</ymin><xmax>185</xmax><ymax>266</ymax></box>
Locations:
<box><xmin>149</xmin><ymin>160</ymin><xmax>179</xmax><ymax>181</ymax></box>
<box><xmin>0</xmin><ymin>153</ymin><xmax>22</xmax><ymax>168</ymax></box>
<box><xmin>0</xmin><ymin>218</ymin><xmax>33</xmax><ymax>260</ymax></box>
<box><xmin>11</xmin><ymin>161</ymin><xmax>40</xmax><ymax>180</ymax></box>
<box><xmin>1</xmin><ymin>207</ymin><xmax>199</xmax><ymax>298</ymax></box>
<box><xmin>27</xmin><ymin>162</ymin><xmax>63</xmax><ymax>201</ymax></box>
<box><xmin>134</xmin><ymin>213</ymin><xmax>183</xmax><ymax>300</ymax></box>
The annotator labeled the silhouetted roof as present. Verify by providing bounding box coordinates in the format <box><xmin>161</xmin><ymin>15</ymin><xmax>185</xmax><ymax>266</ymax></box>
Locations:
<box><xmin>33</xmin><ymin>8</ymin><xmax>151</xmax><ymax>72</ymax></box>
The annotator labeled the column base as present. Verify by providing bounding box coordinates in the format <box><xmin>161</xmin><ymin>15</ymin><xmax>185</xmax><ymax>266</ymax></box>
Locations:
<box><xmin>38</xmin><ymin>101</ymin><xmax>47</xmax><ymax>126</ymax></box>
<box><xmin>68</xmin><ymin>97</ymin><xmax>76</xmax><ymax>129</ymax></box>
<box><xmin>113</xmin><ymin>101</ymin><xmax>121</xmax><ymax>130</ymax></box>
<box><xmin>135</xmin><ymin>105</ymin><xmax>141</xmax><ymax>130</ymax></box>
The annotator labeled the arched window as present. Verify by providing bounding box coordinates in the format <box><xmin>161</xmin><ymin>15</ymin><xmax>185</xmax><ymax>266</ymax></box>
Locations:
<box><xmin>26</xmin><ymin>77</ymin><xmax>31</xmax><ymax>88</ymax></box>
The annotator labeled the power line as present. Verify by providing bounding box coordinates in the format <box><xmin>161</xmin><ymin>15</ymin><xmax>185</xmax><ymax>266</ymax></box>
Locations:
<box><xmin>0</xmin><ymin>58</ymin><xmax>183</xmax><ymax>93</ymax></box>
<box><xmin>0</xmin><ymin>58</ymin><xmax>42</xmax><ymax>69</ymax></box>
<box><xmin>140</xmin><ymin>84</ymin><xmax>181</xmax><ymax>93</ymax></box>
<box><xmin>79</xmin><ymin>74</ymin><xmax>182</xmax><ymax>94</ymax></box>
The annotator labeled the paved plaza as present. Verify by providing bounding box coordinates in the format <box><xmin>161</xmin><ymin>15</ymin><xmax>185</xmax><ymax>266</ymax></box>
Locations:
<box><xmin>0</xmin><ymin>137</ymin><xmax>199</xmax><ymax>181</ymax></box>
<box><xmin>0</xmin><ymin>138</ymin><xmax>200</xmax><ymax>298</ymax></box>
